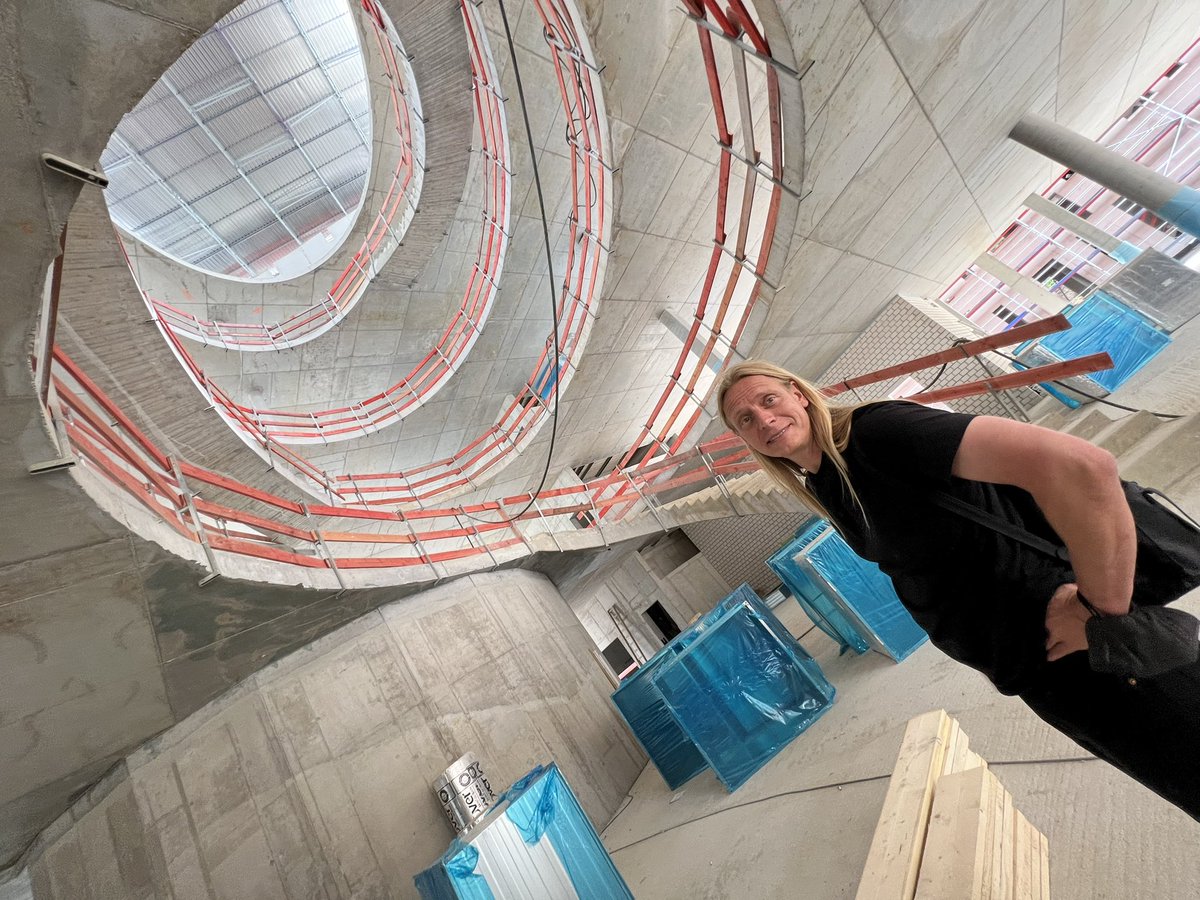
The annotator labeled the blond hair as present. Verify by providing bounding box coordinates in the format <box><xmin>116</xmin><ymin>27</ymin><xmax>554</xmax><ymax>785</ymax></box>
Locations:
<box><xmin>716</xmin><ymin>360</ymin><xmax>863</xmax><ymax>524</ymax></box>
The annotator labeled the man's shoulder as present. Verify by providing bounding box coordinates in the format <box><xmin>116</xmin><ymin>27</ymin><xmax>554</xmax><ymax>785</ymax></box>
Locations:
<box><xmin>850</xmin><ymin>400</ymin><xmax>936</xmax><ymax>429</ymax></box>
<box><xmin>847</xmin><ymin>400</ymin><xmax>975</xmax><ymax>459</ymax></box>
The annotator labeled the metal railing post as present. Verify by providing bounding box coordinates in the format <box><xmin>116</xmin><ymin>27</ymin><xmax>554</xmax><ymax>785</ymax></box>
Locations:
<box><xmin>301</xmin><ymin>503</ymin><xmax>347</xmax><ymax>591</ymax></box>
<box><xmin>501</xmin><ymin>499</ymin><xmax>537</xmax><ymax>556</ymax></box>
<box><xmin>400</xmin><ymin>512</ymin><xmax>446</xmax><ymax>580</ymax></box>
<box><xmin>531</xmin><ymin>498</ymin><xmax>565</xmax><ymax>552</ymax></box>
<box><xmin>170</xmin><ymin>457</ymin><xmax>220</xmax><ymax>586</ymax></box>
<box><xmin>585</xmin><ymin>488</ymin><xmax>609</xmax><ymax>547</ymax></box>
<box><xmin>456</xmin><ymin>510</ymin><xmax>498</xmax><ymax>568</ymax></box>
<box><xmin>622</xmin><ymin>470</ymin><xmax>668</xmax><ymax>531</ymax></box>
<box><xmin>701</xmin><ymin>452</ymin><xmax>742</xmax><ymax>517</ymax></box>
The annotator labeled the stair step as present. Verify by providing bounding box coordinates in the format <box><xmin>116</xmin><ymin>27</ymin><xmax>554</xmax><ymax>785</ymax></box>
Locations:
<box><xmin>1063</xmin><ymin>408</ymin><xmax>1118</xmax><ymax>440</ymax></box>
<box><xmin>1034</xmin><ymin>402</ymin><xmax>1090</xmax><ymax>432</ymax></box>
<box><xmin>1118</xmin><ymin>414</ymin><xmax>1200</xmax><ymax>489</ymax></box>
<box><xmin>1096</xmin><ymin>410</ymin><xmax>1165</xmax><ymax>458</ymax></box>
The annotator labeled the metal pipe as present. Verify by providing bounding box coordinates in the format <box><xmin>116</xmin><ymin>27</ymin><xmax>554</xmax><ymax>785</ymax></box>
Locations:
<box><xmin>171</xmin><ymin>457</ymin><xmax>221</xmax><ymax>585</ymax></box>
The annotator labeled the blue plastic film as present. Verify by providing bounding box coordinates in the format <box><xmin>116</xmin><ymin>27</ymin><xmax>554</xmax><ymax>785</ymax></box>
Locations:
<box><xmin>414</xmin><ymin>842</ymin><xmax>494</xmax><ymax>900</ymax></box>
<box><xmin>1156</xmin><ymin>185</ymin><xmax>1200</xmax><ymax>240</ymax></box>
<box><xmin>504</xmin><ymin>767</ymin><xmax>557</xmax><ymax>845</ymax></box>
<box><xmin>536</xmin><ymin>766</ymin><xmax>635</xmax><ymax>899</ymax></box>
<box><xmin>611</xmin><ymin>648</ymin><xmax>709</xmax><ymax>790</ymax></box>
<box><xmin>802</xmin><ymin>527</ymin><xmax>927</xmax><ymax>662</ymax></box>
<box><xmin>415</xmin><ymin>764</ymin><xmax>633</xmax><ymax>899</ymax></box>
<box><xmin>1038</xmin><ymin>290</ymin><xmax>1170</xmax><ymax>391</ymax></box>
<box><xmin>768</xmin><ymin>522</ymin><xmax>869</xmax><ymax>654</ymax></box>
<box><xmin>770</xmin><ymin>521</ymin><xmax>927</xmax><ymax>661</ymax></box>
<box><xmin>650</xmin><ymin>596</ymin><xmax>835</xmax><ymax>792</ymax></box>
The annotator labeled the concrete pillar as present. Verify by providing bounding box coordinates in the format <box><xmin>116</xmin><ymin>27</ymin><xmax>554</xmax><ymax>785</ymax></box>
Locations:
<box><xmin>972</xmin><ymin>251</ymin><xmax>1068</xmax><ymax>314</ymax></box>
<box><xmin>1022</xmin><ymin>192</ymin><xmax>1141</xmax><ymax>264</ymax></box>
<box><xmin>1010</xmin><ymin>113</ymin><xmax>1200</xmax><ymax>239</ymax></box>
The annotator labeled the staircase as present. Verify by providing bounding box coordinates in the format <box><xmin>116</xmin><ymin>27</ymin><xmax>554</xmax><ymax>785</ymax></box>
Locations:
<box><xmin>1033</xmin><ymin>401</ymin><xmax>1200</xmax><ymax>506</ymax></box>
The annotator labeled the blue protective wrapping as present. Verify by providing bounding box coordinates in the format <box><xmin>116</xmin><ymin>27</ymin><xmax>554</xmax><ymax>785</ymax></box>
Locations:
<box><xmin>768</xmin><ymin>523</ymin><xmax>869</xmax><ymax>655</ymax></box>
<box><xmin>648</xmin><ymin>596</ymin><xmax>835</xmax><ymax>791</ymax></box>
<box><xmin>515</xmin><ymin>765</ymin><xmax>634</xmax><ymax>898</ymax></box>
<box><xmin>610</xmin><ymin>646</ymin><xmax>709</xmax><ymax>790</ymax></box>
<box><xmin>1027</xmin><ymin>290</ymin><xmax>1170</xmax><ymax>391</ymax></box>
<box><xmin>608</xmin><ymin>584</ymin><xmax>784</xmax><ymax>790</ymax></box>
<box><xmin>414</xmin><ymin>842</ymin><xmax>492</xmax><ymax>900</ymax></box>
<box><xmin>414</xmin><ymin>764</ymin><xmax>633</xmax><ymax>900</ymax></box>
<box><xmin>770</xmin><ymin>520</ymin><xmax>927</xmax><ymax>662</ymax></box>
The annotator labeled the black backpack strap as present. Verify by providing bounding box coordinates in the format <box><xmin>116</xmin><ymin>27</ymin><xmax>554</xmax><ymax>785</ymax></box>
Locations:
<box><xmin>927</xmin><ymin>489</ymin><xmax>1071</xmax><ymax>563</ymax></box>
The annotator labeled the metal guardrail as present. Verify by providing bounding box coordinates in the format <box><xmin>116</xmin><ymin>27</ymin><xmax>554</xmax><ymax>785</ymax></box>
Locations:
<box><xmin>144</xmin><ymin>0</ymin><xmax>427</xmax><ymax>352</ymax></box>
<box><xmin>118</xmin><ymin>0</ymin><xmax>609</xmax><ymax>509</ymax></box>
<box><xmin>32</xmin><ymin>0</ymin><xmax>1115</xmax><ymax>584</ymax></box>
<box><xmin>43</xmin><ymin>331</ymin><xmax>1111</xmax><ymax>583</ymax></box>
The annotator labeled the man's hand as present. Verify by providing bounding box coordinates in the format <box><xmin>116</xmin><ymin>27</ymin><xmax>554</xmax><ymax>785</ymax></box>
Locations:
<box><xmin>1045</xmin><ymin>583</ymin><xmax>1093</xmax><ymax>662</ymax></box>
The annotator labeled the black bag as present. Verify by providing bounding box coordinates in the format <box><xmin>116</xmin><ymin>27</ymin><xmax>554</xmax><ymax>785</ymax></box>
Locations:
<box><xmin>931</xmin><ymin>481</ymin><xmax>1200</xmax><ymax>677</ymax></box>
<box><xmin>1085</xmin><ymin>605</ymin><xmax>1200</xmax><ymax>677</ymax></box>
<box><xmin>1123</xmin><ymin>484</ymin><xmax>1200</xmax><ymax>605</ymax></box>
<box><xmin>930</xmin><ymin>481</ymin><xmax>1200</xmax><ymax>600</ymax></box>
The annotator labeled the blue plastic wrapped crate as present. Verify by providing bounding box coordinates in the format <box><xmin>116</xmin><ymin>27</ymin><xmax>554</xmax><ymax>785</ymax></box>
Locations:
<box><xmin>610</xmin><ymin>644</ymin><xmax>709</xmax><ymax>790</ymax></box>
<box><xmin>609</xmin><ymin>583</ymin><xmax>793</xmax><ymax>790</ymax></box>
<box><xmin>649</xmin><ymin>596</ymin><xmax>835</xmax><ymax>791</ymax></box>
<box><xmin>769</xmin><ymin>520</ymin><xmax>927</xmax><ymax>662</ymax></box>
<box><xmin>414</xmin><ymin>763</ymin><xmax>632</xmax><ymax>900</ymax></box>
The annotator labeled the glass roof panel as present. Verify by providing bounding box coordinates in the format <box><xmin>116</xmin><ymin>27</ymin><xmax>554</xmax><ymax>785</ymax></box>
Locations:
<box><xmin>100</xmin><ymin>0</ymin><xmax>372</xmax><ymax>283</ymax></box>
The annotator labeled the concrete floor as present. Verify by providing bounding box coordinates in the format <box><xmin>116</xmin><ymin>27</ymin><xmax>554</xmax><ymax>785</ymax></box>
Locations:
<box><xmin>599</xmin><ymin>318</ymin><xmax>1200</xmax><ymax>899</ymax></box>
<box><xmin>602</xmin><ymin>597</ymin><xmax>1200</xmax><ymax>900</ymax></box>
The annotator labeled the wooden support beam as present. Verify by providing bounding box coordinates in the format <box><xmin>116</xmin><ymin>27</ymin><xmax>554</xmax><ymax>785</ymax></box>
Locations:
<box><xmin>862</xmin><ymin>711</ymin><xmax>1047</xmax><ymax>900</ymax></box>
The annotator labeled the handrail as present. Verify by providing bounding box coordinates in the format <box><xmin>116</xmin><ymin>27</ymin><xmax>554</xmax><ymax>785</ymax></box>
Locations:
<box><xmin>143</xmin><ymin>0</ymin><xmax>425</xmax><ymax>352</ymax></box>
<box><xmin>914</xmin><ymin>353</ymin><xmax>1113</xmax><ymax>404</ymax></box>
<box><xmin>117</xmin><ymin>0</ymin><xmax>610</xmax><ymax>509</ymax></box>
<box><xmin>593</xmin><ymin>0</ymin><xmax>794</xmax><ymax>521</ymax></box>
<box><xmin>822</xmin><ymin>313</ymin><xmax>1072</xmax><ymax>397</ymax></box>
<box><xmin>42</xmin><ymin>337</ymin><xmax>1111</xmax><ymax>585</ymax></box>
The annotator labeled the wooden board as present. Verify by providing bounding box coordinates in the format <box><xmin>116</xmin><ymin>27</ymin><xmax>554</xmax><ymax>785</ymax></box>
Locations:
<box><xmin>858</xmin><ymin>710</ymin><xmax>1047</xmax><ymax>900</ymax></box>
<box><xmin>914</xmin><ymin>766</ymin><xmax>990</xmax><ymax>900</ymax></box>
<box><xmin>856</xmin><ymin>710</ymin><xmax>953</xmax><ymax>900</ymax></box>
<box><xmin>1012</xmin><ymin>809</ymin><xmax>1033</xmax><ymax>900</ymax></box>
<box><xmin>1038</xmin><ymin>831</ymin><xmax>1051</xmax><ymax>899</ymax></box>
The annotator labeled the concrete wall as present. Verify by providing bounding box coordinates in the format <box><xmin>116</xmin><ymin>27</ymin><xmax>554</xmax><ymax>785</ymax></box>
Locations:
<box><xmin>23</xmin><ymin>570</ymin><xmax>645</xmax><ymax>900</ymax></box>
<box><xmin>565</xmin><ymin>541</ymin><xmax>733</xmax><ymax>668</ymax></box>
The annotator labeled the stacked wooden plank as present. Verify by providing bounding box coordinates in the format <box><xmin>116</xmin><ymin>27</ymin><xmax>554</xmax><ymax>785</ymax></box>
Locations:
<box><xmin>855</xmin><ymin>710</ymin><xmax>1050</xmax><ymax>900</ymax></box>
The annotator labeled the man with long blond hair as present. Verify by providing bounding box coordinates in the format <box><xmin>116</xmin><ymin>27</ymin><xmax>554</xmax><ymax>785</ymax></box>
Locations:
<box><xmin>718</xmin><ymin>359</ymin><xmax>1200</xmax><ymax>819</ymax></box>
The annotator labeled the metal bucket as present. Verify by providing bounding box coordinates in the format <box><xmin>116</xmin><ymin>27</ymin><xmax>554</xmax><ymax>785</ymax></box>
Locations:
<box><xmin>433</xmin><ymin>752</ymin><xmax>497</xmax><ymax>833</ymax></box>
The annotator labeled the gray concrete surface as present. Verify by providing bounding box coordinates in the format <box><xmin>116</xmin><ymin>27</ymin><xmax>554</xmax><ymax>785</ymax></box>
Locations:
<box><xmin>605</xmin><ymin>596</ymin><xmax>1200</xmax><ymax>900</ymax></box>
<box><xmin>21</xmin><ymin>571</ymin><xmax>644</xmax><ymax>900</ymax></box>
<box><xmin>6</xmin><ymin>0</ymin><xmax>1200</xmax><ymax>881</ymax></box>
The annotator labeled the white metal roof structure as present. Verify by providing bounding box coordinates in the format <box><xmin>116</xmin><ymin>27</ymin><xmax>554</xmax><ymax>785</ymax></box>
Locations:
<box><xmin>100</xmin><ymin>0</ymin><xmax>373</xmax><ymax>281</ymax></box>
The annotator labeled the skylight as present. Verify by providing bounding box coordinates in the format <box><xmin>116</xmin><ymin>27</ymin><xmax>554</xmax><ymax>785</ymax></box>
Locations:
<box><xmin>100</xmin><ymin>0</ymin><xmax>372</xmax><ymax>282</ymax></box>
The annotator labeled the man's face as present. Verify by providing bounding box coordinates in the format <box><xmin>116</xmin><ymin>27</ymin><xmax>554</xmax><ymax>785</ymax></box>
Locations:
<box><xmin>723</xmin><ymin>375</ymin><xmax>814</xmax><ymax>461</ymax></box>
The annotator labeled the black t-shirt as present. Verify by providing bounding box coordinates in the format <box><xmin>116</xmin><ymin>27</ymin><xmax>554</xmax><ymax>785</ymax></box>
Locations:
<box><xmin>807</xmin><ymin>401</ymin><xmax>1073</xmax><ymax>694</ymax></box>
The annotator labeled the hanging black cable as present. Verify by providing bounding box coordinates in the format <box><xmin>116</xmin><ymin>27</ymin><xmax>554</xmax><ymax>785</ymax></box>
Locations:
<box><xmin>459</xmin><ymin>0</ymin><xmax>563</xmax><ymax>528</ymax></box>
<box><xmin>990</xmin><ymin>348</ymin><xmax>1183</xmax><ymax>420</ymax></box>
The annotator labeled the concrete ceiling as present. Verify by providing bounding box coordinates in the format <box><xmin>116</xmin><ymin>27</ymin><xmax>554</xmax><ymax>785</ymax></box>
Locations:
<box><xmin>4</xmin><ymin>0</ymin><xmax>1200</xmax><ymax>872</ymax></box>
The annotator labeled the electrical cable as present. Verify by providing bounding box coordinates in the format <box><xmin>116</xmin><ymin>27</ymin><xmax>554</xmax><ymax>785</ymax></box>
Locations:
<box><xmin>912</xmin><ymin>338</ymin><xmax>968</xmax><ymax>396</ymax></box>
<box><xmin>990</xmin><ymin>348</ymin><xmax>1184</xmax><ymax>420</ymax></box>
<box><xmin>605</xmin><ymin>754</ymin><xmax>1100</xmax><ymax>854</ymax></box>
<box><xmin>912</xmin><ymin>362</ymin><xmax>949</xmax><ymax>394</ymax></box>
<box><xmin>458</xmin><ymin>0</ymin><xmax>563</xmax><ymax>528</ymax></box>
